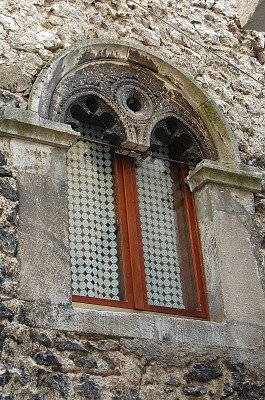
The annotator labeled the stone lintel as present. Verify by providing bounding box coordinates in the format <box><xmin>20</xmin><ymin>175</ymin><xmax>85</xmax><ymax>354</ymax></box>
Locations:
<box><xmin>0</xmin><ymin>106</ymin><xmax>79</xmax><ymax>148</ymax></box>
<box><xmin>186</xmin><ymin>160</ymin><xmax>262</xmax><ymax>193</ymax></box>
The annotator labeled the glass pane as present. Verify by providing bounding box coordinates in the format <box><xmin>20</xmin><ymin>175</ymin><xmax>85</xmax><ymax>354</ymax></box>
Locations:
<box><xmin>67</xmin><ymin>126</ymin><xmax>123</xmax><ymax>301</ymax></box>
<box><xmin>135</xmin><ymin>148</ymin><xmax>185</xmax><ymax>309</ymax></box>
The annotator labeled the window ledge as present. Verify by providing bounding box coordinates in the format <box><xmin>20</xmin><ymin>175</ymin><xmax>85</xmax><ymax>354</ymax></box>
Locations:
<box><xmin>21</xmin><ymin>301</ymin><xmax>264</xmax><ymax>350</ymax></box>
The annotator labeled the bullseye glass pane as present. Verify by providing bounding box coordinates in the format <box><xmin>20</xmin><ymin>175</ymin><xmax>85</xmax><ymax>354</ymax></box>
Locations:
<box><xmin>135</xmin><ymin>148</ymin><xmax>185</xmax><ymax>309</ymax></box>
<box><xmin>67</xmin><ymin>125</ymin><xmax>122</xmax><ymax>301</ymax></box>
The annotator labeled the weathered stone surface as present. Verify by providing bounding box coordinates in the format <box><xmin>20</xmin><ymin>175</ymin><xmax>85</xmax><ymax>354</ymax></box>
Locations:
<box><xmin>79</xmin><ymin>375</ymin><xmax>101</xmax><ymax>399</ymax></box>
<box><xmin>87</xmin><ymin>339</ymin><xmax>120</xmax><ymax>352</ymax></box>
<box><xmin>56</xmin><ymin>340</ymin><xmax>87</xmax><ymax>352</ymax></box>
<box><xmin>30</xmin><ymin>351</ymin><xmax>61</xmax><ymax>367</ymax></box>
<box><xmin>0</xmin><ymin>64</ymin><xmax>31</xmax><ymax>93</ymax></box>
<box><xmin>0</xmin><ymin>304</ymin><xmax>14</xmax><ymax>321</ymax></box>
<box><xmin>0</xmin><ymin>1</ymin><xmax>264</xmax><ymax>399</ymax></box>
<box><xmin>6</xmin><ymin>207</ymin><xmax>18</xmax><ymax>226</ymax></box>
<box><xmin>69</xmin><ymin>353</ymin><xmax>97</xmax><ymax>370</ymax></box>
<box><xmin>37</xmin><ymin>371</ymin><xmax>69</xmax><ymax>398</ymax></box>
<box><xmin>0</xmin><ymin>225</ymin><xmax>18</xmax><ymax>256</ymax></box>
<box><xmin>0</xmin><ymin>181</ymin><xmax>18</xmax><ymax>202</ymax></box>
<box><xmin>30</xmin><ymin>331</ymin><xmax>53</xmax><ymax>348</ymax></box>
<box><xmin>183</xmin><ymin>385</ymin><xmax>207</xmax><ymax>396</ymax></box>
<box><xmin>0</xmin><ymin>168</ymin><xmax>12</xmax><ymax>178</ymax></box>
<box><xmin>0</xmin><ymin>265</ymin><xmax>7</xmax><ymax>284</ymax></box>
<box><xmin>185</xmin><ymin>361</ymin><xmax>223</xmax><ymax>382</ymax></box>
<box><xmin>0</xmin><ymin>152</ymin><xmax>6</xmax><ymax>166</ymax></box>
<box><xmin>221</xmin><ymin>384</ymin><xmax>234</xmax><ymax>398</ymax></box>
<box><xmin>0</xmin><ymin>325</ymin><xmax>5</xmax><ymax>351</ymax></box>
<box><xmin>0</xmin><ymin>370</ymin><xmax>11</xmax><ymax>387</ymax></box>
<box><xmin>112</xmin><ymin>388</ymin><xmax>140</xmax><ymax>400</ymax></box>
<box><xmin>0</xmin><ymin>92</ymin><xmax>20</xmax><ymax>108</ymax></box>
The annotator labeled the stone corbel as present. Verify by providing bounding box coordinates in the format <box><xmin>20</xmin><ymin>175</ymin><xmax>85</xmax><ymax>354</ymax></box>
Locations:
<box><xmin>0</xmin><ymin>106</ymin><xmax>79</xmax><ymax>148</ymax></box>
<box><xmin>186</xmin><ymin>159</ymin><xmax>263</xmax><ymax>194</ymax></box>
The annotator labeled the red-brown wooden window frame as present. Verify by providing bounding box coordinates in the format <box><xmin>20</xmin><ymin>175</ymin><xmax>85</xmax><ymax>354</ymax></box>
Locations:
<box><xmin>72</xmin><ymin>152</ymin><xmax>209</xmax><ymax>319</ymax></box>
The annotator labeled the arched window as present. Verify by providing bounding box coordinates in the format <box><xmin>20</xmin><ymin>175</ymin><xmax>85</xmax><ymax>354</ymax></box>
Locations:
<box><xmin>3</xmin><ymin>41</ymin><xmax>264</xmax><ymax>367</ymax></box>
<box><xmin>66</xmin><ymin>94</ymin><xmax>208</xmax><ymax>318</ymax></box>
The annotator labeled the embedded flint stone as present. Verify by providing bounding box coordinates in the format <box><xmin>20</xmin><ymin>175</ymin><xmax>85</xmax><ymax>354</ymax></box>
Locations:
<box><xmin>0</xmin><ymin>265</ymin><xmax>7</xmax><ymax>284</ymax></box>
<box><xmin>56</xmin><ymin>340</ymin><xmax>87</xmax><ymax>352</ymax></box>
<box><xmin>221</xmin><ymin>384</ymin><xmax>234</xmax><ymax>399</ymax></box>
<box><xmin>183</xmin><ymin>385</ymin><xmax>207</xmax><ymax>396</ymax></box>
<box><xmin>0</xmin><ymin>225</ymin><xmax>18</xmax><ymax>256</ymax></box>
<box><xmin>6</xmin><ymin>207</ymin><xmax>18</xmax><ymax>226</ymax></box>
<box><xmin>0</xmin><ymin>370</ymin><xmax>11</xmax><ymax>387</ymax></box>
<box><xmin>0</xmin><ymin>304</ymin><xmax>14</xmax><ymax>321</ymax></box>
<box><xmin>69</xmin><ymin>353</ymin><xmax>97</xmax><ymax>370</ymax></box>
<box><xmin>30</xmin><ymin>331</ymin><xmax>53</xmax><ymax>347</ymax></box>
<box><xmin>0</xmin><ymin>181</ymin><xmax>18</xmax><ymax>201</ymax></box>
<box><xmin>0</xmin><ymin>168</ymin><xmax>12</xmax><ymax>178</ymax></box>
<box><xmin>37</xmin><ymin>372</ymin><xmax>69</xmax><ymax>398</ymax></box>
<box><xmin>0</xmin><ymin>151</ymin><xmax>6</xmax><ymax>166</ymax></box>
<box><xmin>185</xmin><ymin>361</ymin><xmax>223</xmax><ymax>382</ymax></box>
<box><xmin>30</xmin><ymin>351</ymin><xmax>61</xmax><ymax>367</ymax></box>
<box><xmin>166</xmin><ymin>378</ymin><xmax>179</xmax><ymax>386</ymax></box>
<box><xmin>79</xmin><ymin>375</ymin><xmax>101</xmax><ymax>399</ymax></box>
<box><xmin>0</xmin><ymin>328</ymin><xmax>5</xmax><ymax>351</ymax></box>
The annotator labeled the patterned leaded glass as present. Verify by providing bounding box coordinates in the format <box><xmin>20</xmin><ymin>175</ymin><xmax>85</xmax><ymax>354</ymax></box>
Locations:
<box><xmin>67</xmin><ymin>126</ymin><xmax>122</xmax><ymax>300</ymax></box>
<box><xmin>135</xmin><ymin>148</ymin><xmax>185</xmax><ymax>309</ymax></box>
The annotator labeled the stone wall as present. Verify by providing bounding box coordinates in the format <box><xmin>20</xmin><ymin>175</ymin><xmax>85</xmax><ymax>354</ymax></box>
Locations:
<box><xmin>236</xmin><ymin>0</ymin><xmax>265</xmax><ymax>32</ymax></box>
<box><xmin>0</xmin><ymin>0</ymin><xmax>264</xmax><ymax>158</ymax></box>
<box><xmin>1</xmin><ymin>0</ymin><xmax>264</xmax><ymax>251</ymax></box>
<box><xmin>1</xmin><ymin>304</ymin><xmax>265</xmax><ymax>399</ymax></box>
<box><xmin>0</xmin><ymin>0</ymin><xmax>265</xmax><ymax>399</ymax></box>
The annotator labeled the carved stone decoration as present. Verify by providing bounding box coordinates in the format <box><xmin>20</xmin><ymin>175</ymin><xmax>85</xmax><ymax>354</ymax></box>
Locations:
<box><xmin>48</xmin><ymin>62</ymin><xmax>218</xmax><ymax>162</ymax></box>
<box><xmin>64</xmin><ymin>94</ymin><xmax>125</xmax><ymax>146</ymax></box>
<box><xmin>150</xmin><ymin>117</ymin><xmax>204</xmax><ymax>164</ymax></box>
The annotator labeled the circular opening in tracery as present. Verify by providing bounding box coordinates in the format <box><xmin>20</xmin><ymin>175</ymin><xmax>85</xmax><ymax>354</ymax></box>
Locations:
<box><xmin>126</xmin><ymin>96</ymin><xmax>141</xmax><ymax>112</ymax></box>
<box><xmin>119</xmin><ymin>85</ymin><xmax>153</xmax><ymax>117</ymax></box>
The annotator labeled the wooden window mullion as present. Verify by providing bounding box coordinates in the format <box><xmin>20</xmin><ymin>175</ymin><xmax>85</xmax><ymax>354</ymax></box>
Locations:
<box><xmin>119</xmin><ymin>155</ymin><xmax>148</xmax><ymax>310</ymax></box>
<box><xmin>178</xmin><ymin>165</ymin><xmax>209</xmax><ymax>319</ymax></box>
<box><xmin>113</xmin><ymin>154</ymin><xmax>135</xmax><ymax>308</ymax></box>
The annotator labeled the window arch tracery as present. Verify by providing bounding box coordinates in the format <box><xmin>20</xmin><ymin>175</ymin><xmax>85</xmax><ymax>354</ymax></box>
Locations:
<box><xmin>28</xmin><ymin>41</ymin><xmax>243</xmax><ymax>320</ymax></box>
<box><xmin>62</xmin><ymin>67</ymin><xmax>209</xmax><ymax>318</ymax></box>
<box><xmin>7</xmin><ymin>41</ymin><xmax>262</xmax><ymax>334</ymax></box>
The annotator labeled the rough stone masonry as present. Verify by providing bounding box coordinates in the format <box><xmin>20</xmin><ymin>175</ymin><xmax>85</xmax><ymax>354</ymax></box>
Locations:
<box><xmin>0</xmin><ymin>0</ymin><xmax>265</xmax><ymax>399</ymax></box>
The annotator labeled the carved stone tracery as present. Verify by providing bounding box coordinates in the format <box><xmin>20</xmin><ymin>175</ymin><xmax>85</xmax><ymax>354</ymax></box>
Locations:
<box><xmin>48</xmin><ymin>62</ymin><xmax>217</xmax><ymax>163</ymax></box>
